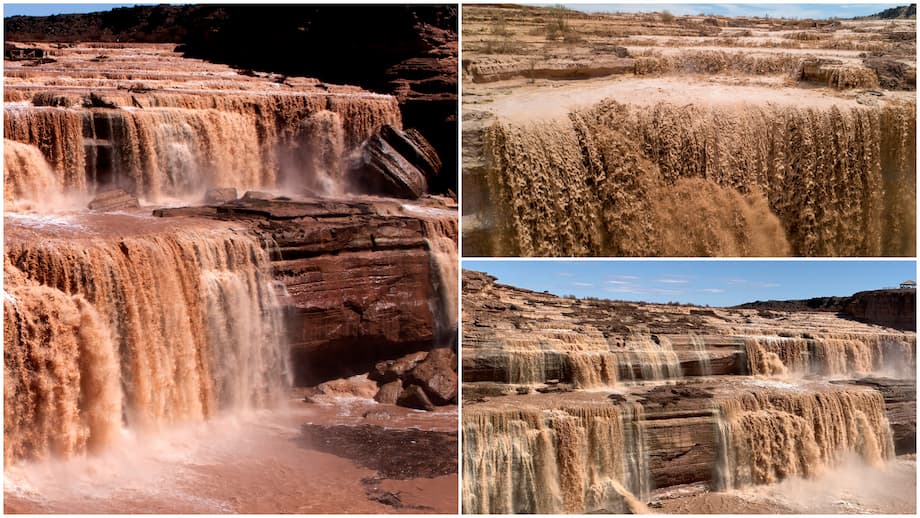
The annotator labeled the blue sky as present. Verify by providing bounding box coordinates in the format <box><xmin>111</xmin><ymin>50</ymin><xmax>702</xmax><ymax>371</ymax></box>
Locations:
<box><xmin>464</xmin><ymin>260</ymin><xmax>916</xmax><ymax>306</ymax></box>
<box><xmin>547</xmin><ymin>4</ymin><xmax>905</xmax><ymax>19</ymax></box>
<box><xmin>4</xmin><ymin>4</ymin><xmax>153</xmax><ymax>17</ymax></box>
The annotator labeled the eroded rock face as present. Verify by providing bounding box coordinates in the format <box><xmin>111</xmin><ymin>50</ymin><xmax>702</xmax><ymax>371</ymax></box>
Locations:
<box><xmin>844</xmin><ymin>289</ymin><xmax>917</xmax><ymax>330</ymax></box>
<box><xmin>349</xmin><ymin>127</ymin><xmax>429</xmax><ymax>199</ymax></box>
<box><xmin>155</xmin><ymin>196</ymin><xmax>457</xmax><ymax>388</ymax></box>
<box><xmin>461</xmin><ymin>270</ymin><xmax>916</xmax><ymax>512</ymax></box>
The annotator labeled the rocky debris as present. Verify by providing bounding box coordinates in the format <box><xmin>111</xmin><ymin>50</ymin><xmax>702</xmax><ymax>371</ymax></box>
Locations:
<box><xmin>204</xmin><ymin>187</ymin><xmax>238</xmax><ymax>204</ymax></box>
<box><xmin>349</xmin><ymin>127</ymin><xmax>429</xmax><ymax>199</ymax></box>
<box><xmin>380</xmin><ymin>125</ymin><xmax>442</xmax><ymax>182</ymax></box>
<box><xmin>397</xmin><ymin>384</ymin><xmax>436</xmax><ymax>411</ymax></box>
<box><xmin>864</xmin><ymin>58</ymin><xmax>916</xmax><ymax>90</ymax></box>
<box><xmin>83</xmin><ymin>92</ymin><xmax>118</xmax><ymax>108</ymax></box>
<box><xmin>241</xmin><ymin>190</ymin><xmax>275</xmax><ymax>201</ymax></box>
<box><xmin>370</xmin><ymin>351</ymin><xmax>429</xmax><ymax>384</ymax></box>
<box><xmin>367</xmin><ymin>349</ymin><xmax>457</xmax><ymax>410</ymax></box>
<box><xmin>302</xmin><ymin>374</ymin><xmax>379</xmax><ymax>403</ymax></box>
<box><xmin>87</xmin><ymin>189</ymin><xmax>139</xmax><ymax>211</ymax></box>
<box><xmin>299</xmin><ymin>423</ymin><xmax>457</xmax><ymax>479</ymax></box>
<box><xmin>374</xmin><ymin>380</ymin><xmax>403</xmax><ymax>405</ymax></box>
<box><xmin>407</xmin><ymin>347</ymin><xmax>458</xmax><ymax>405</ymax></box>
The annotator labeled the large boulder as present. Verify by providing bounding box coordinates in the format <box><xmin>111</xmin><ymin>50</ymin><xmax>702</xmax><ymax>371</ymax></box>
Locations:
<box><xmin>204</xmin><ymin>187</ymin><xmax>238</xmax><ymax>204</ymax></box>
<box><xmin>369</xmin><ymin>351</ymin><xmax>429</xmax><ymax>383</ymax></box>
<box><xmin>408</xmin><ymin>347</ymin><xmax>457</xmax><ymax>405</ymax></box>
<box><xmin>349</xmin><ymin>126</ymin><xmax>429</xmax><ymax>199</ymax></box>
<box><xmin>380</xmin><ymin>125</ymin><xmax>442</xmax><ymax>182</ymax></box>
<box><xmin>374</xmin><ymin>380</ymin><xmax>403</xmax><ymax>405</ymax></box>
<box><xmin>241</xmin><ymin>190</ymin><xmax>274</xmax><ymax>201</ymax></box>
<box><xmin>397</xmin><ymin>384</ymin><xmax>435</xmax><ymax>411</ymax></box>
<box><xmin>88</xmin><ymin>189</ymin><xmax>139</xmax><ymax>211</ymax></box>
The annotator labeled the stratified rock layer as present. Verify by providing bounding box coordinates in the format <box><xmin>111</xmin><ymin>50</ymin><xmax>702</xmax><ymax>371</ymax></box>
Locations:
<box><xmin>156</xmin><ymin>197</ymin><xmax>458</xmax><ymax>387</ymax></box>
<box><xmin>461</xmin><ymin>270</ymin><xmax>916</xmax><ymax>514</ymax></box>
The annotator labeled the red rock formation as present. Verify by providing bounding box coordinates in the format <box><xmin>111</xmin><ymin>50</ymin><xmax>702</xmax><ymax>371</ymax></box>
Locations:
<box><xmin>844</xmin><ymin>288</ymin><xmax>916</xmax><ymax>330</ymax></box>
<box><xmin>156</xmin><ymin>196</ymin><xmax>458</xmax><ymax>387</ymax></box>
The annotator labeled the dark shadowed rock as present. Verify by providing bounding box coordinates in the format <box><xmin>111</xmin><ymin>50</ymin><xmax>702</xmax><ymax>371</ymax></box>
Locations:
<box><xmin>88</xmin><ymin>189</ymin><xmax>140</xmax><ymax>211</ymax></box>
<box><xmin>864</xmin><ymin>58</ymin><xmax>916</xmax><ymax>90</ymax></box>
<box><xmin>380</xmin><ymin>124</ymin><xmax>442</xmax><ymax>182</ymax></box>
<box><xmin>408</xmin><ymin>347</ymin><xmax>458</xmax><ymax>405</ymax></box>
<box><xmin>397</xmin><ymin>384</ymin><xmax>435</xmax><ymax>411</ymax></box>
<box><xmin>369</xmin><ymin>351</ymin><xmax>429</xmax><ymax>383</ymax></box>
<box><xmin>374</xmin><ymin>380</ymin><xmax>403</xmax><ymax>405</ymax></box>
<box><xmin>204</xmin><ymin>187</ymin><xmax>238</xmax><ymax>204</ymax></box>
<box><xmin>350</xmin><ymin>131</ymin><xmax>428</xmax><ymax>199</ymax></box>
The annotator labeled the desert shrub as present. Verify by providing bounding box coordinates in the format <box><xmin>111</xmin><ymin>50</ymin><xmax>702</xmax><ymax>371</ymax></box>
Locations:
<box><xmin>783</xmin><ymin>31</ymin><xmax>828</xmax><ymax>41</ymax></box>
<box><xmin>545</xmin><ymin>16</ymin><xmax>568</xmax><ymax>40</ymax></box>
<box><xmin>660</xmin><ymin>10</ymin><xmax>675</xmax><ymax>23</ymax></box>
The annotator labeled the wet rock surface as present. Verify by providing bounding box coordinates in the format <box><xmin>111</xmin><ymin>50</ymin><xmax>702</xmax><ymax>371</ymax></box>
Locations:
<box><xmin>462</xmin><ymin>269</ymin><xmax>916</xmax><ymax>513</ymax></box>
<box><xmin>155</xmin><ymin>197</ymin><xmax>457</xmax><ymax>387</ymax></box>
<box><xmin>87</xmin><ymin>189</ymin><xmax>139</xmax><ymax>211</ymax></box>
<box><xmin>299</xmin><ymin>423</ymin><xmax>457</xmax><ymax>479</ymax></box>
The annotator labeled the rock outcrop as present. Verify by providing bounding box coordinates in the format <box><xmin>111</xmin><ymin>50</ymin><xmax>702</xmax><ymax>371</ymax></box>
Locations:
<box><xmin>367</xmin><ymin>348</ymin><xmax>458</xmax><ymax>410</ymax></box>
<box><xmin>204</xmin><ymin>187</ymin><xmax>238</xmax><ymax>204</ymax></box>
<box><xmin>155</xmin><ymin>197</ymin><xmax>457</xmax><ymax>388</ymax></box>
<box><xmin>87</xmin><ymin>188</ymin><xmax>139</xmax><ymax>211</ymax></box>
<box><xmin>844</xmin><ymin>288</ymin><xmax>916</xmax><ymax>330</ymax></box>
<box><xmin>349</xmin><ymin>126</ymin><xmax>431</xmax><ymax>199</ymax></box>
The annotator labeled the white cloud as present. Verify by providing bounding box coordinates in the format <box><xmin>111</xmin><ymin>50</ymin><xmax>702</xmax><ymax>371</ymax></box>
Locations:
<box><xmin>650</xmin><ymin>288</ymin><xmax>682</xmax><ymax>296</ymax></box>
<box><xmin>605</xmin><ymin>286</ymin><xmax>643</xmax><ymax>294</ymax></box>
<box><xmin>655</xmin><ymin>278</ymin><xmax>690</xmax><ymax>284</ymax></box>
<box><xmin>571</xmin><ymin>281</ymin><xmax>593</xmax><ymax>287</ymax></box>
<box><xmin>699</xmin><ymin>288</ymin><xmax>725</xmax><ymax>293</ymax></box>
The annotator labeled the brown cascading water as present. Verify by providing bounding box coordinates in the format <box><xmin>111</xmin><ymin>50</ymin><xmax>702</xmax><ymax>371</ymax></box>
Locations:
<box><xmin>620</xmin><ymin>332</ymin><xmax>682</xmax><ymax>381</ymax></box>
<box><xmin>422</xmin><ymin>218</ymin><xmax>460</xmax><ymax>345</ymax></box>
<box><xmin>462</xmin><ymin>404</ymin><xmax>650</xmax><ymax>514</ymax></box>
<box><xmin>813</xmin><ymin>333</ymin><xmax>916</xmax><ymax>377</ymax></box>
<box><xmin>745</xmin><ymin>334</ymin><xmax>916</xmax><ymax>377</ymax></box>
<box><xmin>4</xmin><ymin>107</ymin><xmax>86</xmax><ymax>193</ymax></box>
<box><xmin>484</xmin><ymin>99</ymin><xmax>915</xmax><ymax>256</ymax></box>
<box><xmin>4</xmin><ymin>226</ymin><xmax>289</xmax><ymax>463</ymax></box>
<box><xmin>4</xmin><ymin>139</ymin><xmax>64</xmax><ymax>208</ymax></box>
<box><xmin>4</xmin><ymin>93</ymin><xmax>401</xmax><ymax>204</ymax></box>
<box><xmin>714</xmin><ymin>386</ymin><xmax>894</xmax><ymax>489</ymax></box>
<box><xmin>4</xmin><ymin>264</ymin><xmax>122</xmax><ymax>466</ymax></box>
<box><xmin>744</xmin><ymin>336</ymin><xmax>810</xmax><ymax>376</ymax></box>
<box><xmin>292</xmin><ymin>110</ymin><xmax>346</xmax><ymax>195</ymax></box>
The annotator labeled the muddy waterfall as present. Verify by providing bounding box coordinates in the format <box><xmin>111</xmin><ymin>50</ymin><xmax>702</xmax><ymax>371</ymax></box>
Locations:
<box><xmin>462</xmin><ymin>271</ymin><xmax>915</xmax><ymax>514</ymax></box>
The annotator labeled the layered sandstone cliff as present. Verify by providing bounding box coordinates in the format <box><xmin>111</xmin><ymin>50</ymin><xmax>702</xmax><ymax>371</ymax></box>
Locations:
<box><xmin>461</xmin><ymin>270</ymin><xmax>916</xmax><ymax>514</ymax></box>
